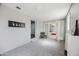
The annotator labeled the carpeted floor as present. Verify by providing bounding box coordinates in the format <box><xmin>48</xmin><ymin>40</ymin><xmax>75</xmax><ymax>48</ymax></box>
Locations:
<box><xmin>2</xmin><ymin>39</ymin><xmax>64</xmax><ymax>56</ymax></box>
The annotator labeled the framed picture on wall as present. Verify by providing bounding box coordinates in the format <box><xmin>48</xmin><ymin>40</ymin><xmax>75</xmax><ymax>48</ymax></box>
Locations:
<box><xmin>8</xmin><ymin>20</ymin><xmax>25</xmax><ymax>28</ymax></box>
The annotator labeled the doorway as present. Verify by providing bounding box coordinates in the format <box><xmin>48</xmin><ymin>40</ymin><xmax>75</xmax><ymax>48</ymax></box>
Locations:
<box><xmin>31</xmin><ymin>20</ymin><xmax>35</xmax><ymax>38</ymax></box>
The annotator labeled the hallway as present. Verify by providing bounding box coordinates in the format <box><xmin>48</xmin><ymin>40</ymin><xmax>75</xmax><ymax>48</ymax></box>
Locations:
<box><xmin>2</xmin><ymin>39</ymin><xmax>64</xmax><ymax>56</ymax></box>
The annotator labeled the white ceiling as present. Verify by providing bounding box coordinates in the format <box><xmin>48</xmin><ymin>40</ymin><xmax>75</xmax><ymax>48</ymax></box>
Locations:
<box><xmin>2</xmin><ymin>3</ymin><xmax>71</xmax><ymax>21</ymax></box>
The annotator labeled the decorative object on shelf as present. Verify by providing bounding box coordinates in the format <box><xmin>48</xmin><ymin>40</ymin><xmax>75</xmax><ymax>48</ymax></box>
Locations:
<box><xmin>74</xmin><ymin>20</ymin><xmax>79</xmax><ymax>36</ymax></box>
<box><xmin>8</xmin><ymin>20</ymin><xmax>25</xmax><ymax>28</ymax></box>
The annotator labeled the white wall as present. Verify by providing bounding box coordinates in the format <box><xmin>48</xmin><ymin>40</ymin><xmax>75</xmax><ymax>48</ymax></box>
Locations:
<box><xmin>68</xmin><ymin>36</ymin><xmax>79</xmax><ymax>56</ymax></box>
<box><xmin>0</xmin><ymin>5</ymin><xmax>31</xmax><ymax>54</ymax></box>
<box><xmin>36</xmin><ymin>20</ymin><xmax>45</xmax><ymax>39</ymax></box>
<box><xmin>65</xmin><ymin>14</ymin><xmax>70</xmax><ymax>51</ymax></box>
<box><xmin>57</xmin><ymin>20</ymin><xmax>65</xmax><ymax>40</ymax></box>
<box><xmin>66</xmin><ymin>3</ymin><xmax>79</xmax><ymax>56</ymax></box>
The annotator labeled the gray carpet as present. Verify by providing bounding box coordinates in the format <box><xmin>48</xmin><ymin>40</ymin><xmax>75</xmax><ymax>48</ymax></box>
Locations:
<box><xmin>2</xmin><ymin>39</ymin><xmax>64</xmax><ymax>56</ymax></box>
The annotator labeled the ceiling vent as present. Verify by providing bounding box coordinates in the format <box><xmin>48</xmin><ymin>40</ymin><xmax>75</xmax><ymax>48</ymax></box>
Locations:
<box><xmin>16</xmin><ymin>6</ymin><xmax>21</xmax><ymax>10</ymax></box>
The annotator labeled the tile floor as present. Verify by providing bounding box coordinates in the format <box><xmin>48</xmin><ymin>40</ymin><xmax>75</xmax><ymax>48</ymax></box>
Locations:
<box><xmin>2</xmin><ymin>39</ymin><xmax>65</xmax><ymax>56</ymax></box>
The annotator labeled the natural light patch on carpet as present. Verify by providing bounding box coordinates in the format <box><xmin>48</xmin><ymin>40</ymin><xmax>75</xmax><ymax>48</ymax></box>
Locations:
<box><xmin>38</xmin><ymin>40</ymin><xmax>58</xmax><ymax>48</ymax></box>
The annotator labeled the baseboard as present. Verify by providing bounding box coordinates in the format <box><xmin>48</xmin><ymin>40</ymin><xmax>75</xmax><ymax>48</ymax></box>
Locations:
<box><xmin>64</xmin><ymin>50</ymin><xmax>67</xmax><ymax>56</ymax></box>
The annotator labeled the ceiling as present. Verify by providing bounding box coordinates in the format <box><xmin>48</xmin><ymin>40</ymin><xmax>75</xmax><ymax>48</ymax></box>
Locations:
<box><xmin>2</xmin><ymin>3</ymin><xmax>71</xmax><ymax>21</ymax></box>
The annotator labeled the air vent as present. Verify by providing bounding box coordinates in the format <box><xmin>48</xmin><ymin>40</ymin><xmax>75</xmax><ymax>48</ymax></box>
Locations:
<box><xmin>16</xmin><ymin>6</ymin><xmax>21</xmax><ymax>10</ymax></box>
